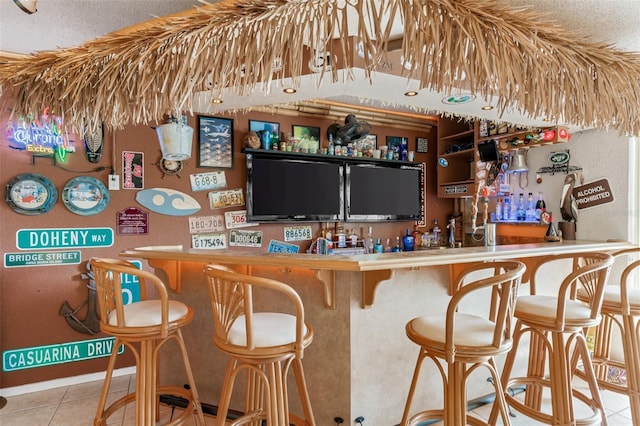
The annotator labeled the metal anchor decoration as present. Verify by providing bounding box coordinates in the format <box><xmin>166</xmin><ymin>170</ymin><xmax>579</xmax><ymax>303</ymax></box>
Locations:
<box><xmin>59</xmin><ymin>260</ymin><xmax>101</xmax><ymax>335</ymax></box>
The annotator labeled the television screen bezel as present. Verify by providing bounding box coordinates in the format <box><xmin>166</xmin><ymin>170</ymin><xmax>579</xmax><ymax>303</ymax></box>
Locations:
<box><xmin>345</xmin><ymin>162</ymin><xmax>423</xmax><ymax>222</ymax></box>
<box><xmin>246</xmin><ymin>153</ymin><xmax>345</xmax><ymax>223</ymax></box>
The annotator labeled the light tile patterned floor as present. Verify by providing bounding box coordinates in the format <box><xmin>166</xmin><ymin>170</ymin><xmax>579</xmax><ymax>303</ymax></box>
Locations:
<box><xmin>0</xmin><ymin>373</ymin><xmax>634</xmax><ymax>425</ymax></box>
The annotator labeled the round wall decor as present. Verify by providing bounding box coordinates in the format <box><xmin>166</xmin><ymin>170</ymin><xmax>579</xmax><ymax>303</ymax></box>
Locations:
<box><xmin>61</xmin><ymin>176</ymin><xmax>109</xmax><ymax>215</ymax></box>
<box><xmin>6</xmin><ymin>173</ymin><xmax>58</xmax><ymax>215</ymax></box>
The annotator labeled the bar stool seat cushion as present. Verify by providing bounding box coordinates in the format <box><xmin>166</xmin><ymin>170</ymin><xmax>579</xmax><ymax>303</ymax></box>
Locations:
<box><xmin>578</xmin><ymin>286</ymin><xmax>640</xmax><ymax>308</ymax></box>
<box><xmin>409</xmin><ymin>313</ymin><xmax>498</xmax><ymax>348</ymax></box>
<box><xmin>229</xmin><ymin>312</ymin><xmax>307</xmax><ymax>347</ymax></box>
<box><xmin>515</xmin><ymin>295</ymin><xmax>596</xmax><ymax>328</ymax></box>
<box><xmin>108</xmin><ymin>300</ymin><xmax>189</xmax><ymax>327</ymax></box>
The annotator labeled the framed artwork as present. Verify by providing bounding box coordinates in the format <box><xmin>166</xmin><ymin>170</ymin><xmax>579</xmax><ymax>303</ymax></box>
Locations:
<box><xmin>198</xmin><ymin>116</ymin><xmax>234</xmax><ymax>169</ymax></box>
<box><xmin>249</xmin><ymin>120</ymin><xmax>280</xmax><ymax>135</ymax></box>
<box><xmin>292</xmin><ymin>125</ymin><xmax>321</xmax><ymax>142</ymax></box>
<box><xmin>61</xmin><ymin>176</ymin><xmax>110</xmax><ymax>216</ymax></box>
<box><xmin>416</xmin><ymin>137</ymin><xmax>429</xmax><ymax>153</ymax></box>
<box><xmin>386</xmin><ymin>136</ymin><xmax>408</xmax><ymax>150</ymax></box>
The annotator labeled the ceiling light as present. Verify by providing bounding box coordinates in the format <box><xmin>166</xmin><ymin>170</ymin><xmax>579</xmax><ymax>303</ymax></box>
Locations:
<box><xmin>404</xmin><ymin>91</ymin><xmax>419</xmax><ymax>97</ymax></box>
<box><xmin>211</xmin><ymin>98</ymin><xmax>223</xmax><ymax>104</ymax></box>
<box><xmin>283</xmin><ymin>88</ymin><xmax>297</xmax><ymax>94</ymax></box>
<box><xmin>481</xmin><ymin>105</ymin><xmax>494</xmax><ymax>110</ymax></box>
<box><xmin>13</xmin><ymin>0</ymin><xmax>37</xmax><ymax>14</ymax></box>
<box><xmin>441</xmin><ymin>93</ymin><xmax>476</xmax><ymax>105</ymax></box>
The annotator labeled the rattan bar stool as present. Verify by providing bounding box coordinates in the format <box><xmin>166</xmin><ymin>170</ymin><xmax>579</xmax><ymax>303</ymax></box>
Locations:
<box><xmin>203</xmin><ymin>265</ymin><xmax>315</xmax><ymax>426</ymax></box>
<box><xmin>400</xmin><ymin>260</ymin><xmax>526</xmax><ymax>426</ymax></box>
<box><xmin>489</xmin><ymin>252</ymin><xmax>614</xmax><ymax>426</ymax></box>
<box><xmin>90</xmin><ymin>258</ymin><xmax>206</xmax><ymax>426</ymax></box>
<box><xmin>576</xmin><ymin>248</ymin><xmax>640</xmax><ymax>424</ymax></box>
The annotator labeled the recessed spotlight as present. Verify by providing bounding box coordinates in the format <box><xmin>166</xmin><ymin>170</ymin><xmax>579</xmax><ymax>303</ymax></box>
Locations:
<box><xmin>542</xmin><ymin>117</ymin><xmax>552</xmax><ymax>122</ymax></box>
<box><xmin>283</xmin><ymin>88</ymin><xmax>297</xmax><ymax>94</ymax></box>
<box><xmin>211</xmin><ymin>98</ymin><xmax>223</xmax><ymax>104</ymax></box>
<box><xmin>441</xmin><ymin>93</ymin><xmax>476</xmax><ymax>105</ymax></box>
<box><xmin>404</xmin><ymin>91</ymin><xmax>419</xmax><ymax>97</ymax></box>
<box><xmin>481</xmin><ymin>105</ymin><xmax>494</xmax><ymax>111</ymax></box>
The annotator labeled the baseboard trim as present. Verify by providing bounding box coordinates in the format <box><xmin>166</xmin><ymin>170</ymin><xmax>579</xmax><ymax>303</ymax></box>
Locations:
<box><xmin>0</xmin><ymin>366</ymin><xmax>136</xmax><ymax>397</ymax></box>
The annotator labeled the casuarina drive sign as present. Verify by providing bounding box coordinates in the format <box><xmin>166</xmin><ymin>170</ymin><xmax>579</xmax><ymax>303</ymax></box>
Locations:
<box><xmin>572</xmin><ymin>178</ymin><xmax>614</xmax><ymax>210</ymax></box>
<box><xmin>16</xmin><ymin>227</ymin><xmax>114</xmax><ymax>250</ymax></box>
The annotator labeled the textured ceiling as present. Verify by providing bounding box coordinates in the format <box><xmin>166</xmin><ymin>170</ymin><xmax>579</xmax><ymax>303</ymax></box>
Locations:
<box><xmin>1</xmin><ymin>0</ymin><xmax>639</xmax><ymax>130</ymax></box>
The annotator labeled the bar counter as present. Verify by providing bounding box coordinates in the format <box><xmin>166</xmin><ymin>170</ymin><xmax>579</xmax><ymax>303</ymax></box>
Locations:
<box><xmin>121</xmin><ymin>239</ymin><xmax>631</xmax><ymax>425</ymax></box>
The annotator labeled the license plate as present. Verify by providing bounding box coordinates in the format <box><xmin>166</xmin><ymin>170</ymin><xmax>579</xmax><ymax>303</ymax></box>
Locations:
<box><xmin>190</xmin><ymin>171</ymin><xmax>227</xmax><ymax>192</ymax></box>
<box><xmin>229</xmin><ymin>229</ymin><xmax>263</xmax><ymax>247</ymax></box>
<box><xmin>283</xmin><ymin>225</ymin><xmax>313</xmax><ymax>242</ymax></box>
<box><xmin>188</xmin><ymin>215</ymin><xmax>225</xmax><ymax>234</ymax></box>
<box><xmin>224</xmin><ymin>210</ymin><xmax>258</xmax><ymax>229</ymax></box>
<box><xmin>267</xmin><ymin>239</ymin><xmax>299</xmax><ymax>253</ymax></box>
<box><xmin>191</xmin><ymin>233</ymin><xmax>227</xmax><ymax>249</ymax></box>
<box><xmin>208</xmin><ymin>188</ymin><xmax>245</xmax><ymax>209</ymax></box>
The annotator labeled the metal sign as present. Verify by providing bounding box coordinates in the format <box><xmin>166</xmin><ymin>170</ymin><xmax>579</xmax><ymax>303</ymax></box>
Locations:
<box><xmin>190</xmin><ymin>171</ymin><xmax>227</xmax><ymax>192</ymax></box>
<box><xmin>208</xmin><ymin>188</ymin><xmax>244</xmax><ymax>209</ymax></box>
<box><xmin>224</xmin><ymin>210</ymin><xmax>259</xmax><ymax>229</ymax></box>
<box><xmin>122</xmin><ymin>151</ymin><xmax>144</xmax><ymax>189</ymax></box>
<box><xmin>3</xmin><ymin>337</ymin><xmax>124</xmax><ymax>372</ymax></box>
<box><xmin>16</xmin><ymin>227</ymin><xmax>114</xmax><ymax>250</ymax></box>
<box><xmin>229</xmin><ymin>229</ymin><xmax>263</xmax><ymax>247</ymax></box>
<box><xmin>283</xmin><ymin>225</ymin><xmax>313</xmax><ymax>242</ymax></box>
<box><xmin>192</xmin><ymin>233</ymin><xmax>227</xmax><ymax>250</ymax></box>
<box><xmin>4</xmin><ymin>250</ymin><xmax>81</xmax><ymax>268</ymax></box>
<box><xmin>188</xmin><ymin>215</ymin><xmax>225</xmax><ymax>234</ymax></box>
<box><xmin>116</xmin><ymin>207</ymin><xmax>149</xmax><ymax>235</ymax></box>
<box><xmin>267</xmin><ymin>240</ymin><xmax>300</xmax><ymax>254</ymax></box>
<box><xmin>573</xmin><ymin>178</ymin><xmax>614</xmax><ymax>210</ymax></box>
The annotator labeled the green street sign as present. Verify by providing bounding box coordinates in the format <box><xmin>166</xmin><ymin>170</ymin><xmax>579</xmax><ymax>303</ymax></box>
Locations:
<box><xmin>3</xmin><ymin>337</ymin><xmax>124</xmax><ymax>372</ymax></box>
<box><xmin>4</xmin><ymin>250</ymin><xmax>81</xmax><ymax>267</ymax></box>
<box><xmin>16</xmin><ymin>227</ymin><xmax>114</xmax><ymax>250</ymax></box>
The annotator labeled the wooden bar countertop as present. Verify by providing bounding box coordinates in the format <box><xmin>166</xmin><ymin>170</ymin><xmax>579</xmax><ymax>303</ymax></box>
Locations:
<box><xmin>121</xmin><ymin>239</ymin><xmax>632</xmax><ymax>308</ymax></box>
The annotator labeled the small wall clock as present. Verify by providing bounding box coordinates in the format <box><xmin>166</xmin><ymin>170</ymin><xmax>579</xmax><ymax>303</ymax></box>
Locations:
<box><xmin>61</xmin><ymin>176</ymin><xmax>110</xmax><ymax>215</ymax></box>
<box><xmin>153</xmin><ymin>156</ymin><xmax>183</xmax><ymax>178</ymax></box>
<box><xmin>5</xmin><ymin>173</ymin><xmax>58</xmax><ymax>215</ymax></box>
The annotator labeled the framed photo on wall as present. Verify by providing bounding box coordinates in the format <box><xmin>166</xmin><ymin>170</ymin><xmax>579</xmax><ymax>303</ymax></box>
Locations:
<box><xmin>386</xmin><ymin>136</ymin><xmax>408</xmax><ymax>150</ymax></box>
<box><xmin>355</xmin><ymin>134</ymin><xmax>377</xmax><ymax>153</ymax></box>
<box><xmin>416</xmin><ymin>137</ymin><xmax>429</xmax><ymax>153</ymax></box>
<box><xmin>292</xmin><ymin>125</ymin><xmax>321</xmax><ymax>142</ymax></box>
<box><xmin>198</xmin><ymin>116</ymin><xmax>234</xmax><ymax>169</ymax></box>
<box><xmin>249</xmin><ymin>120</ymin><xmax>280</xmax><ymax>135</ymax></box>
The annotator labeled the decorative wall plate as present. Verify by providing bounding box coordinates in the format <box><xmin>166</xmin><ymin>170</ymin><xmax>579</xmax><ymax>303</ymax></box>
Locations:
<box><xmin>61</xmin><ymin>176</ymin><xmax>110</xmax><ymax>215</ymax></box>
<box><xmin>6</xmin><ymin>173</ymin><xmax>58</xmax><ymax>215</ymax></box>
<box><xmin>135</xmin><ymin>188</ymin><xmax>201</xmax><ymax>216</ymax></box>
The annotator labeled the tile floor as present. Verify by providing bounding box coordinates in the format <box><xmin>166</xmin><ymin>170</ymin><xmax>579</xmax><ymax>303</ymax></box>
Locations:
<box><xmin>0</xmin><ymin>373</ymin><xmax>635</xmax><ymax>425</ymax></box>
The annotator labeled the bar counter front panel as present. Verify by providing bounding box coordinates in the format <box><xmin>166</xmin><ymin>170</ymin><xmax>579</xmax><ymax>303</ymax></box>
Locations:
<box><xmin>121</xmin><ymin>240</ymin><xmax>630</xmax><ymax>425</ymax></box>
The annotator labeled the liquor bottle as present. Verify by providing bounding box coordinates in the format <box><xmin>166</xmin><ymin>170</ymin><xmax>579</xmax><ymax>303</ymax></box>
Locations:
<box><xmin>503</xmin><ymin>197</ymin><xmax>511</xmax><ymax>222</ymax></box>
<box><xmin>412</xmin><ymin>225</ymin><xmax>422</xmax><ymax>248</ymax></box>
<box><xmin>366</xmin><ymin>226</ymin><xmax>374</xmax><ymax>254</ymax></box>
<box><xmin>509</xmin><ymin>194</ymin><xmax>517</xmax><ymax>220</ymax></box>
<box><xmin>402</xmin><ymin>229</ymin><xmax>414</xmax><ymax>251</ymax></box>
<box><xmin>349</xmin><ymin>228</ymin><xmax>359</xmax><ymax>247</ymax></box>
<box><xmin>526</xmin><ymin>192</ymin><xmax>535</xmax><ymax>221</ymax></box>
<box><xmin>517</xmin><ymin>193</ymin><xmax>526</xmax><ymax>221</ymax></box>
<box><xmin>535</xmin><ymin>192</ymin><xmax>546</xmax><ymax>221</ymax></box>
<box><xmin>495</xmin><ymin>198</ymin><xmax>503</xmax><ymax>221</ymax></box>
<box><xmin>374</xmin><ymin>238</ymin><xmax>384</xmax><ymax>253</ymax></box>
<box><xmin>432</xmin><ymin>219</ymin><xmax>441</xmax><ymax>247</ymax></box>
<box><xmin>392</xmin><ymin>236</ymin><xmax>402</xmax><ymax>252</ymax></box>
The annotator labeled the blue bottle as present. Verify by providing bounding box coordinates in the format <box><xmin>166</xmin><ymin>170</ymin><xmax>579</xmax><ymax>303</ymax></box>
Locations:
<box><xmin>402</xmin><ymin>229</ymin><xmax>414</xmax><ymax>251</ymax></box>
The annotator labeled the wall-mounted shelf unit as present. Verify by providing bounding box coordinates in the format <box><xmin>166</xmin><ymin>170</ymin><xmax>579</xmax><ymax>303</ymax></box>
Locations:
<box><xmin>436</xmin><ymin>119</ymin><xmax>476</xmax><ymax>198</ymax></box>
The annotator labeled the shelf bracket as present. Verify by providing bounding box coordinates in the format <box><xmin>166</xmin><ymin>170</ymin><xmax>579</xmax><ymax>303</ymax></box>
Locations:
<box><xmin>362</xmin><ymin>269</ymin><xmax>393</xmax><ymax>309</ymax></box>
<box><xmin>314</xmin><ymin>269</ymin><xmax>336</xmax><ymax>309</ymax></box>
<box><xmin>147</xmin><ymin>258</ymin><xmax>181</xmax><ymax>292</ymax></box>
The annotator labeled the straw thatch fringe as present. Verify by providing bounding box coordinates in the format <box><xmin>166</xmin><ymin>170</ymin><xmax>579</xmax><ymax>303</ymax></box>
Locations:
<box><xmin>1</xmin><ymin>0</ymin><xmax>639</xmax><ymax>135</ymax></box>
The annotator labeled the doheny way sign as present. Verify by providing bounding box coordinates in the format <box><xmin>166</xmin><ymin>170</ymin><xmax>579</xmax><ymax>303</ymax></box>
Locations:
<box><xmin>16</xmin><ymin>227</ymin><xmax>114</xmax><ymax>250</ymax></box>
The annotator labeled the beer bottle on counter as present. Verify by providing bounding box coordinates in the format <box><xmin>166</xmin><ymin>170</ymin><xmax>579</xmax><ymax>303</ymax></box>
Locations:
<box><xmin>526</xmin><ymin>192</ymin><xmax>535</xmax><ymax>221</ymax></box>
<box><xmin>535</xmin><ymin>192</ymin><xmax>546</xmax><ymax>220</ymax></box>
<box><xmin>517</xmin><ymin>193</ymin><xmax>526</xmax><ymax>221</ymax></box>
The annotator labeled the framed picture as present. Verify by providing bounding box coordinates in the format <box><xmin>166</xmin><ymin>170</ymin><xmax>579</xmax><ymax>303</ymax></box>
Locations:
<box><xmin>198</xmin><ymin>116</ymin><xmax>234</xmax><ymax>169</ymax></box>
<box><xmin>386</xmin><ymin>136</ymin><xmax>408</xmax><ymax>150</ymax></box>
<box><xmin>292</xmin><ymin>125</ymin><xmax>321</xmax><ymax>142</ymax></box>
<box><xmin>416</xmin><ymin>137</ymin><xmax>429</xmax><ymax>153</ymax></box>
<box><xmin>249</xmin><ymin>120</ymin><xmax>280</xmax><ymax>135</ymax></box>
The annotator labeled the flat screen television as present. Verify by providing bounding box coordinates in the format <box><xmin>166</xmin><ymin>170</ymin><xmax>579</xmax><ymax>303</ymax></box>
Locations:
<box><xmin>246</xmin><ymin>154</ymin><xmax>344</xmax><ymax>222</ymax></box>
<box><xmin>346</xmin><ymin>162</ymin><xmax>423</xmax><ymax>221</ymax></box>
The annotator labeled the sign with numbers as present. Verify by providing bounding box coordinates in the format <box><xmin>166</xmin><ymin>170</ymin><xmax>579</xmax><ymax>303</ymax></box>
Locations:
<box><xmin>267</xmin><ymin>239</ymin><xmax>299</xmax><ymax>253</ymax></box>
<box><xmin>189</xmin><ymin>171</ymin><xmax>227</xmax><ymax>192</ymax></box>
<box><xmin>224</xmin><ymin>210</ymin><xmax>259</xmax><ymax>229</ymax></box>
<box><xmin>191</xmin><ymin>233</ymin><xmax>227</xmax><ymax>250</ymax></box>
<box><xmin>208</xmin><ymin>188</ymin><xmax>244</xmax><ymax>209</ymax></box>
<box><xmin>188</xmin><ymin>215</ymin><xmax>225</xmax><ymax>234</ymax></box>
<box><xmin>229</xmin><ymin>229</ymin><xmax>263</xmax><ymax>247</ymax></box>
<box><xmin>283</xmin><ymin>225</ymin><xmax>313</xmax><ymax>242</ymax></box>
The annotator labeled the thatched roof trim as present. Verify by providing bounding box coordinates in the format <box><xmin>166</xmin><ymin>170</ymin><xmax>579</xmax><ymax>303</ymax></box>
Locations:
<box><xmin>1</xmin><ymin>0</ymin><xmax>639</xmax><ymax>135</ymax></box>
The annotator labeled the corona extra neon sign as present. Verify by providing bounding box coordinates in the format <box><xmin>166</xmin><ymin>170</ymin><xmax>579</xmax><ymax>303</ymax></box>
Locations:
<box><xmin>5</xmin><ymin>108</ymin><xmax>75</xmax><ymax>161</ymax></box>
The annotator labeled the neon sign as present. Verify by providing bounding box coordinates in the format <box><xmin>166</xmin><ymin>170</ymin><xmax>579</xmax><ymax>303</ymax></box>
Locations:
<box><xmin>5</xmin><ymin>108</ymin><xmax>75</xmax><ymax>160</ymax></box>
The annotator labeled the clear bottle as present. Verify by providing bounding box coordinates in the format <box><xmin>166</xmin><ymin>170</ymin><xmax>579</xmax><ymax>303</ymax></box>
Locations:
<box><xmin>328</xmin><ymin>134</ymin><xmax>335</xmax><ymax>155</ymax></box>
<box><xmin>392</xmin><ymin>236</ymin><xmax>402</xmax><ymax>252</ymax></box>
<box><xmin>526</xmin><ymin>192</ymin><xmax>535</xmax><ymax>221</ymax></box>
<box><xmin>366</xmin><ymin>226</ymin><xmax>374</xmax><ymax>254</ymax></box>
<box><xmin>509</xmin><ymin>194</ymin><xmax>517</xmax><ymax>220</ymax></box>
<box><xmin>517</xmin><ymin>193</ymin><xmax>526</xmax><ymax>221</ymax></box>
<box><xmin>495</xmin><ymin>197</ymin><xmax>503</xmax><ymax>221</ymax></box>
<box><xmin>432</xmin><ymin>219</ymin><xmax>441</xmax><ymax>247</ymax></box>
<box><xmin>535</xmin><ymin>192</ymin><xmax>546</xmax><ymax>220</ymax></box>
<box><xmin>503</xmin><ymin>197</ymin><xmax>511</xmax><ymax>222</ymax></box>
